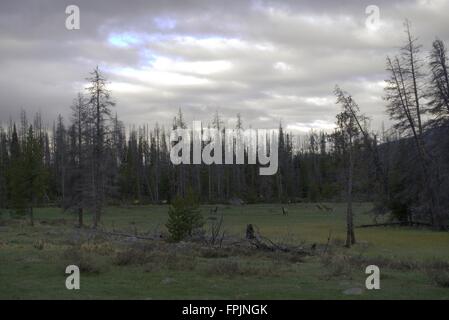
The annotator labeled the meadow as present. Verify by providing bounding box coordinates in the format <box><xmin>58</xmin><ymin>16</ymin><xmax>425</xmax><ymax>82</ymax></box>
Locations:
<box><xmin>1</xmin><ymin>203</ymin><xmax>449</xmax><ymax>299</ymax></box>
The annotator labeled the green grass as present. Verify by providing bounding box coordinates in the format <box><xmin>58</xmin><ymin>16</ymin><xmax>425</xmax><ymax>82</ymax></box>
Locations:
<box><xmin>1</xmin><ymin>203</ymin><xmax>448</xmax><ymax>299</ymax></box>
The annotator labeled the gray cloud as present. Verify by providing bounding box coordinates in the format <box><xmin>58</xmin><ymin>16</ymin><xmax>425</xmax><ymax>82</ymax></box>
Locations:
<box><xmin>1</xmin><ymin>0</ymin><xmax>449</xmax><ymax>132</ymax></box>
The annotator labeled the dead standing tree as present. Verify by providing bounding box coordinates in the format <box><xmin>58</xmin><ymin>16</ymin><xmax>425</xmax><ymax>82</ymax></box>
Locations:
<box><xmin>332</xmin><ymin>86</ymin><xmax>367</xmax><ymax>248</ymax></box>
<box><xmin>86</xmin><ymin>67</ymin><xmax>115</xmax><ymax>228</ymax></box>
<box><xmin>428</xmin><ymin>39</ymin><xmax>449</xmax><ymax>126</ymax></box>
<box><xmin>334</xmin><ymin>87</ymin><xmax>389</xmax><ymax>210</ymax></box>
<box><xmin>385</xmin><ymin>20</ymin><xmax>442</xmax><ymax>226</ymax></box>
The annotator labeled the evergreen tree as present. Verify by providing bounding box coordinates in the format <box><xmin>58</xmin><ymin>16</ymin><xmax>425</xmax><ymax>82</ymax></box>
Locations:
<box><xmin>166</xmin><ymin>188</ymin><xmax>203</xmax><ymax>242</ymax></box>
<box><xmin>27</xmin><ymin>126</ymin><xmax>47</xmax><ymax>225</ymax></box>
<box><xmin>8</xmin><ymin>124</ymin><xmax>27</xmax><ymax>216</ymax></box>
<box><xmin>0</xmin><ymin>127</ymin><xmax>9</xmax><ymax>212</ymax></box>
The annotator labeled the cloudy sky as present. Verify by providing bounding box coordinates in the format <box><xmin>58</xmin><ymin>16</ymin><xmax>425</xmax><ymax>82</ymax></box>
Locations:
<box><xmin>1</xmin><ymin>0</ymin><xmax>449</xmax><ymax>132</ymax></box>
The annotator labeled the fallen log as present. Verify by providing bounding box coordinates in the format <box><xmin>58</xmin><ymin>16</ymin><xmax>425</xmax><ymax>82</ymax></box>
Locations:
<box><xmin>82</xmin><ymin>228</ymin><xmax>157</xmax><ymax>241</ymax></box>
<box><xmin>357</xmin><ymin>221</ymin><xmax>432</xmax><ymax>228</ymax></box>
<box><xmin>101</xmin><ymin>230</ymin><xmax>157</xmax><ymax>240</ymax></box>
<box><xmin>246</xmin><ymin>224</ymin><xmax>311</xmax><ymax>255</ymax></box>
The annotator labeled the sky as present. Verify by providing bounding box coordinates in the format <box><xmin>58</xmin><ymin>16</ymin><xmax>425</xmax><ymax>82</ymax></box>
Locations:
<box><xmin>1</xmin><ymin>0</ymin><xmax>449</xmax><ymax>132</ymax></box>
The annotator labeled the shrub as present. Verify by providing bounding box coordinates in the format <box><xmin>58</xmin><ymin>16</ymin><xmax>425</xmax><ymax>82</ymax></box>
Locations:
<box><xmin>429</xmin><ymin>271</ymin><xmax>449</xmax><ymax>288</ymax></box>
<box><xmin>200</xmin><ymin>248</ymin><xmax>229</xmax><ymax>259</ymax></box>
<box><xmin>80</xmin><ymin>241</ymin><xmax>114</xmax><ymax>256</ymax></box>
<box><xmin>320</xmin><ymin>252</ymin><xmax>352</xmax><ymax>278</ymax></box>
<box><xmin>166</xmin><ymin>189</ymin><xmax>203</xmax><ymax>242</ymax></box>
<box><xmin>62</xmin><ymin>247</ymin><xmax>104</xmax><ymax>274</ymax></box>
<box><xmin>33</xmin><ymin>239</ymin><xmax>45</xmax><ymax>250</ymax></box>
<box><xmin>165</xmin><ymin>253</ymin><xmax>197</xmax><ymax>271</ymax></box>
<box><xmin>423</xmin><ymin>258</ymin><xmax>449</xmax><ymax>271</ymax></box>
<box><xmin>205</xmin><ymin>259</ymin><xmax>280</xmax><ymax>277</ymax></box>
<box><xmin>113</xmin><ymin>249</ymin><xmax>148</xmax><ymax>266</ymax></box>
<box><xmin>205</xmin><ymin>260</ymin><xmax>240</xmax><ymax>276</ymax></box>
<box><xmin>423</xmin><ymin>258</ymin><xmax>449</xmax><ymax>288</ymax></box>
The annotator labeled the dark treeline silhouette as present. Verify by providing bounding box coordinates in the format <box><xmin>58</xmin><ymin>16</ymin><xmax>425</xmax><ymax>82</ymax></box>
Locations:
<box><xmin>0</xmin><ymin>21</ymin><xmax>448</xmax><ymax>233</ymax></box>
<box><xmin>0</xmin><ymin>108</ymin><xmax>350</xmax><ymax>211</ymax></box>
<box><xmin>0</xmin><ymin>100</ymin><xmax>379</xmax><ymax>230</ymax></box>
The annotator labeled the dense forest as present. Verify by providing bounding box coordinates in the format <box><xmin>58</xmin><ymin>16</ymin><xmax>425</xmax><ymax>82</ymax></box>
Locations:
<box><xmin>0</xmin><ymin>22</ymin><xmax>448</xmax><ymax>230</ymax></box>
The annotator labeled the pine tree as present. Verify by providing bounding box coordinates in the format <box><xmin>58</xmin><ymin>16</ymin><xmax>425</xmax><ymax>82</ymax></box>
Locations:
<box><xmin>66</xmin><ymin>93</ymin><xmax>89</xmax><ymax>227</ymax></box>
<box><xmin>166</xmin><ymin>188</ymin><xmax>203</xmax><ymax>242</ymax></box>
<box><xmin>0</xmin><ymin>127</ymin><xmax>8</xmax><ymax>212</ymax></box>
<box><xmin>8</xmin><ymin>124</ymin><xmax>27</xmax><ymax>216</ymax></box>
<box><xmin>21</xmin><ymin>125</ymin><xmax>47</xmax><ymax>226</ymax></box>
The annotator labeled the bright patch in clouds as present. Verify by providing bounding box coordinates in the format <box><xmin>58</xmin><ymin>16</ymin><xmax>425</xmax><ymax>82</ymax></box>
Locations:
<box><xmin>108</xmin><ymin>82</ymin><xmax>150</xmax><ymax>93</ymax></box>
<box><xmin>107</xmin><ymin>31</ymin><xmax>234</xmax><ymax>87</ymax></box>
<box><xmin>108</xmin><ymin>32</ymin><xmax>144</xmax><ymax>48</ymax></box>
<box><xmin>111</xmin><ymin>67</ymin><xmax>211</xmax><ymax>87</ymax></box>
<box><xmin>173</xmin><ymin>36</ymin><xmax>247</xmax><ymax>51</ymax></box>
<box><xmin>287</xmin><ymin>120</ymin><xmax>336</xmax><ymax>133</ymax></box>
<box><xmin>152</xmin><ymin>57</ymin><xmax>232</xmax><ymax>75</ymax></box>
<box><xmin>274</xmin><ymin>62</ymin><xmax>292</xmax><ymax>72</ymax></box>
<box><xmin>303</xmin><ymin>97</ymin><xmax>333</xmax><ymax>107</ymax></box>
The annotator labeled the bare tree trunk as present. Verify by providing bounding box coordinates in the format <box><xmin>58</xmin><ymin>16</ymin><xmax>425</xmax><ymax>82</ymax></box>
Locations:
<box><xmin>29</xmin><ymin>206</ymin><xmax>34</xmax><ymax>227</ymax></box>
<box><xmin>78</xmin><ymin>207</ymin><xmax>83</xmax><ymax>228</ymax></box>
<box><xmin>93</xmin><ymin>204</ymin><xmax>100</xmax><ymax>228</ymax></box>
<box><xmin>94</xmin><ymin>87</ymin><xmax>101</xmax><ymax>228</ymax></box>
<box><xmin>345</xmin><ymin>142</ymin><xmax>355</xmax><ymax>247</ymax></box>
<box><xmin>208</xmin><ymin>166</ymin><xmax>212</xmax><ymax>202</ymax></box>
<box><xmin>405</xmin><ymin>21</ymin><xmax>423</xmax><ymax>136</ymax></box>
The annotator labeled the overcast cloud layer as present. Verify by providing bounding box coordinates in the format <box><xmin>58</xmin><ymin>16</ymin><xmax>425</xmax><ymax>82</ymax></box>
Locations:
<box><xmin>1</xmin><ymin>0</ymin><xmax>449</xmax><ymax>132</ymax></box>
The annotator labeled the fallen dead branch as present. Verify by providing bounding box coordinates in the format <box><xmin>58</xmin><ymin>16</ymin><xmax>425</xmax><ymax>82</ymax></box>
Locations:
<box><xmin>245</xmin><ymin>224</ymin><xmax>311</xmax><ymax>255</ymax></box>
<box><xmin>81</xmin><ymin>228</ymin><xmax>158</xmax><ymax>241</ymax></box>
<box><xmin>356</xmin><ymin>221</ymin><xmax>433</xmax><ymax>228</ymax></box>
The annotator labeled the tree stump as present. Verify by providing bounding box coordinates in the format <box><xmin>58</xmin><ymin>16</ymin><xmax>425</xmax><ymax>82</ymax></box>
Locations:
<box><xmin>246</xmin><ymin>224</ymin><xmax>255</xmax><ymax>240</ymax></box>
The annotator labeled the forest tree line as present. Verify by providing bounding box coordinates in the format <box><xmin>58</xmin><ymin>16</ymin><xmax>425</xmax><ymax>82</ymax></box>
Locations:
<box><xmin>0</xmin><ymin>21</ymin><xmax>448</xmax><ymax>230</ymax></box>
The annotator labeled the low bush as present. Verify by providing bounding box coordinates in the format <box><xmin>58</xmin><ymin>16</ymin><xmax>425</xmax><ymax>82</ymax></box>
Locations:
<box><xmin>205</xmin><ymin>260</ymin><xmax>240</xmax><ymax>277</ymax></box>
<box><xmin>428</xmin><ymin>271</ymin><xmax>449</xmax><ymax>288</ymax></box>
<box><xmin>113</xmin><ymin>249</ymin><xmax>148</xmax><ymax>266</ymax></box>
<box><xmin>33</xmin><ymin>239</ymin><xmax>45</xmax><ymax>250</ymax></box>
<box><xmin>200</xmin><ymin>248</ymin><xmax>229</xmax><ymax>259</ymax></box>
<box><xmin>62</xmin><ymin>247</ymin><xmax>105</xmax><ymax>274</ymax></box>
<box><xmin>204</xmin><ymin>259</ymin><xmax>280</xmax><ymax>277</ymax></box>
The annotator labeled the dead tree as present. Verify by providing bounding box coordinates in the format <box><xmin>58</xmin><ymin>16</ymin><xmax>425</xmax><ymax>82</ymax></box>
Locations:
<box><xmin>332</xmin><ymin>86</ymin><xmax>366</xmax><ymax>247</ymax></box>
<box><xmin>334</xmin><ymin>86</ymin><xmax>389</xmax><ymax>208</ymax></box>
<box><xmin>385</xmin><ymin>21</ymin><xmax>442</xmax><ymax>226</ymax></box>
<box><xmin>85</xmin><ymin>67</ymin><xmax>115</xmax><ymax>228</ymax></box>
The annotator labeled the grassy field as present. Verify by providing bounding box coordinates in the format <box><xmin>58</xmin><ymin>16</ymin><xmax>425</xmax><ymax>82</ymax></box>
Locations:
<box><xmin>1</xmin><ymin>203</ymin><xmax>449</xmax><ymax>299</ymax></box>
